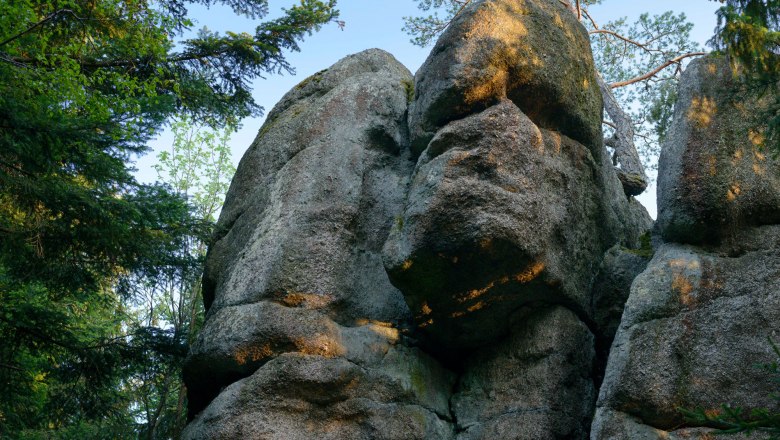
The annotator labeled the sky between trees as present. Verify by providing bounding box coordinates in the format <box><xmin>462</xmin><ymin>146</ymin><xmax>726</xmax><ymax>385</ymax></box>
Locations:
<box><xmin>135</xmin><ymin>0</ymin><xmax>724</xmax><ymax>218</ymax></box>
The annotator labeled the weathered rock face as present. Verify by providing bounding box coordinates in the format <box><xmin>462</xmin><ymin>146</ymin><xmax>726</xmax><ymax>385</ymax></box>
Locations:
<box><xmin>592</xmin><ymin>234</ymin><xmax>780</xmax><ymax>438</ymax></box>
<box><xmin>384</xmin><ymin>99</ymin><xmax>648</xmax><ymax>352</ymax></box>
<box><xmin>452</xmin><ymin>306</ymin><xmax>597</xmax><ymax>440</ymax></box>
<box><xmin>657</xmin><ymin>57</ymin><xmax>780</xmax><ymax>244</ymax></box>
<box><xmin>183</xmin><ymin>49</ymin><xmax>440</xmax><ymax>425</ymax></box>
<box><xmin>407</xmin><ymin>0</ymin><xmax>603</xmax><ymax>157</ymax></box>
<box><xmin>593</xmin><ymin>55</ymin><xmax>780</xmax><ymax>439</ymax></box>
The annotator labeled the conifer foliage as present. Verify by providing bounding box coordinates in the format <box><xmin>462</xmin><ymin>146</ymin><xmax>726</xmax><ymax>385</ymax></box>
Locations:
<box><xmin>0</xmin><ymin>0</ymin><xmax>338</xmax><ymax>437</ymax></box>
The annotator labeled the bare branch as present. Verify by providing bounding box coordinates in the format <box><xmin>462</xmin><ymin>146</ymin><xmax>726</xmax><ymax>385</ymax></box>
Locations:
<box><xmin>0</xmin><ymin>9</ymin><xmax>81</xmax><ymax>47</ymax></box>
<box><xmin>610</xmin><ymin>52</ymin><xmax>706</xmax><ymax>88</ymax></box>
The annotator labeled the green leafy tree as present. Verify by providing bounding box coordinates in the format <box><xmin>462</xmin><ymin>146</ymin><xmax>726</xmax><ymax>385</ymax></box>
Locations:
<box><xmin>0</xmin><ymin>0</ymin><xmax>338</xmax><ymax>436</ymax></box>
<box><xmin>119</xmin><ymin>118</ymin><xmax>236</xmax><ymax>439</ymax></box>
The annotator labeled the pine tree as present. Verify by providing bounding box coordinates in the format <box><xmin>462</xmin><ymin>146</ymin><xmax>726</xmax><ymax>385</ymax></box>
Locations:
<box><xmin>0</xmin><ymin>0</ymin><xmax>339</xmax><ymax>436</ymax></box>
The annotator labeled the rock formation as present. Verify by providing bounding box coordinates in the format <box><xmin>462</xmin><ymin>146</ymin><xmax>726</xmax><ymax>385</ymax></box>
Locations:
<box><xmin>183</xmin><ymin>2</ymin><xmax>778</xmax><ymax>440</ymax></box>
<box><xmin>592</xmin><ymin>57</ymin><xmax>780</xmax><ymax>439</ymax></box>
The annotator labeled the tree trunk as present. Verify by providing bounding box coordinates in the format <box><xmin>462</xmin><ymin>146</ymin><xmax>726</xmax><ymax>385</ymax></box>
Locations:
<box><xmin>597</xmin><ymin>73</ymin><xmax>649</xmax><ymax>196</ymax></box>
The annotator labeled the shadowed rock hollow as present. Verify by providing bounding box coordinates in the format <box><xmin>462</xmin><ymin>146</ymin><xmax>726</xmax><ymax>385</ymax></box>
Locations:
<box><xmin>182</xmin><ymin>2</ymin><xmax>778</xmax><ymax>439</ymax></box>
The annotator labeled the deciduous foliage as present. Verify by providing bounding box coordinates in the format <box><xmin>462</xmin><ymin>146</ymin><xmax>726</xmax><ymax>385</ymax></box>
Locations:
<box><xmin>0</xmin><ymin>0</ymin><xmax>337</xmax><ymax>436</ymax></box>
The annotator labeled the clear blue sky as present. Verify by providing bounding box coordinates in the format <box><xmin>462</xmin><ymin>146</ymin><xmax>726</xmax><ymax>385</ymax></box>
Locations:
<box><xmin>136</xmin><ymin>0</ymin><xmax>723</xmax><ymax>217</ymax></box>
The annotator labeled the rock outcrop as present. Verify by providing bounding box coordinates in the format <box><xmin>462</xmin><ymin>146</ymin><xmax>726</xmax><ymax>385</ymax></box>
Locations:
<box><xmin>183</xmin><ymin>49</ymin><xmax>456</xmax><ymax>437</ymax></box>
<box><xmin>183</xmin><ymin>3</ymin><xmax>779</xmax><ymax>440</ymax></box>
<box><xmin>593</xmin><ymin>56</ymin><xmax>780</xmax><ymax>439</ymax></box>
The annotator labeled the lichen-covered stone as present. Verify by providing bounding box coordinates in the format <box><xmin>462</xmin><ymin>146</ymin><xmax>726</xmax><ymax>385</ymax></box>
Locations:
<box><xmin>384</xmin><ymin>100</ymin><xmax>649</xmax><ymax>352</ymax></box>
<box><xmin>657</xmin><ymin>56</ymin><xmax>780</xmax><ymax>244</ymax></box>
<box><xmin>408</xmin><ymin>0</ymin><xmax>602</xmax><ymax>157</ymax></box>
<box><xmin>183</xmin><ymin>352</ymin><xmax>455</xmax><ymax>440</ymax></box>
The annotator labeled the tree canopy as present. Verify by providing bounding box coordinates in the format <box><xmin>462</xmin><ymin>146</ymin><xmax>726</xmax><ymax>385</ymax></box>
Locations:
<box><xmin>0</xmin><ymin>0</ymin><xmax>338</xmax><ymax>437</ymax></box>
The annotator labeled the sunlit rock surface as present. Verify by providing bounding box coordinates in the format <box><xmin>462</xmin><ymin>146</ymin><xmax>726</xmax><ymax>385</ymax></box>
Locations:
<box><xmin>657</xmin><ymin>57</ymin><xmax>780</xmax><ymax>244</ymax></box>
<box><xmin>407</xmin><ymin>0</ymin><xmax>602</xmax><ymax>157</ymax></box>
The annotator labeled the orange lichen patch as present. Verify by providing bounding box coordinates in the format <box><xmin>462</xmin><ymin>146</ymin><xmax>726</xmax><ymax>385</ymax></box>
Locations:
<box><xmin>582</xmin><ymin>78</ymin><xmax>590</xmax><ymax>89</ymax></box>
<box><xmin>294</xmin><ymin>335</ymin><xmax>345</xmax><ymax>358</ymax></box>
<box><xmin>753</xmin><ymin>163</ymin><xmax>766</xmax><ymax>176</ymax></box>
<box><xmin>401</xmin><ymin>260</ymin><xmax>414</xmax><ymax>271</ymax></box>
<box><xmin>479</xmin><ymin>238</ymin><xmax>494</xmax><ymax>249</ymax></box>
<box><xmin>451</xmin><ymin>311</ymin><xmax>466</xmax><ymax>318</ymax></box>
<box><xmin>754</xmin><ymin>148</ymin><xmax>767</xmax><ymax>161</ymax></box>
<box><xmin>448</xmin><ymin>150</ymin><xmax>472</xmax><ymax>166</ymax></box>
<box><xmin>726</xmin><ymin>183</ymin><xmax>742</xmax><ymax>202</ymax></box>
<box><xmin>467</xmin><ymin>301</ymin><xmax>486</xmax><ymax>313</ymax></box>
<box><xmin>234</xmin><ymin>343</ymin><xmax>274</xmax><ymax>366</ymax></box>
<box><xmin>281</xmin><ymin>292</ymin><xmax>333</xmax><ymax>309</ymax></box>
<box><xmin>553</xmin><ymin>12</ymin><xmax>565</xmax><ymax>28</ymax></box>
<box><xmin>672</xmin><ymin>273</ymin><xmax>695</xmax><ymax>306</ymax></box>
<box><xmin>749</xmin><ymin>129</ymin><xmax>766</xmax><ymax>146</ymax></box>
<box><xmin>514</xmin><ymin>261</ymin><xmax>545</xmax><ymax>283</ymax></box>
<box><xmin>421</xmin><ymin>302</ymin><xmax>433</xmax><ymax>316</ymax></box>
<box><xmin>458</xmin><ymin>282</ymin><xmax>496</xmax><ymax>303</ymax></box>
<box><xmin>669</xmin><ymin>258</ymin><xmax>700</xmax><ymax>307</ymax></box>
<box><xmin>708</xmin><ymin>155</ymin><xmax>718</xmax><ymax>177</ymax></box>
<box><xmin>545</xmin><ymin>131</ymin><xmax>562</xmax><ymax>154</ymax></box>
<box><xmin>366</xmin><ymin>323</ymin><xmax>400</xmax><ymax>342</ymax></box>
<box><xmin>419</xmin><ymin>318</ymin><xmax>434</xmax><ymax>328</ymax></box>
<box><xmin>687</xmin><ymin>96</ymin><xmax>717</xmax><ymax>128</ymax></box>
<box><xmin>669</xmin><ymin>258</ymin><xmax>700</xmax><ymax>271</ymax></box>
<box><xmin>732</xmin><ymin>148</ymin><xmax>744</xmax><ymax>164</ymax></box>
<box><xmin>703</xmin><ymin>408</ymin><xmax>722</xmax><ymax>418</ymax></box>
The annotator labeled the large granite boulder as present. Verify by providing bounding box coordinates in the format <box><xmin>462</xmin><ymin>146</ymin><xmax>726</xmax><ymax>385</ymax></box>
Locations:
<box><xmin>592</xmin><ymin>232</ymin><xmax>780</xmax><ymax>438</ymax></box>
<box><xmin>183</xmin><ymin>350</ymin><xmax>455</xmax><ymax>440</ymax></box>
<box><xmin>407</xmin><ymin>0</ymin><xmax>603</xmax><ymax>157</ymax></box>
<box><xmin>657</xmin><ymin>57</ymin><xmax>780</xmax><ymax>244</ymax></box>
<box><xmin>384</xmin><ymin>99</ymin><xmax>650</xmax><ymax>352</ymax></box>
<box><xmin>183</xmin><ymin>49</ymin><xmax>448</xmax><ymax>426</ymax></box>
